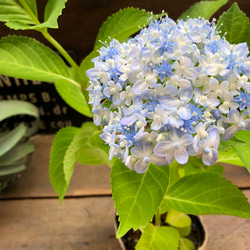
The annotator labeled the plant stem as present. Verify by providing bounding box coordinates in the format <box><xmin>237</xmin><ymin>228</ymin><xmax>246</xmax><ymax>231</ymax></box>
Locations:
<box><xmin>155</xmin><ymin>208</ymin><xmax>161</xmax><ymax>227</ymax></box>
<box><xmin>42</xmin><ymin>30</ymin><xmax>79</xmax><ymax>72</ymax></box>
<box><xmin>20</xmin><ymin>0</ymin><xmax>79</xmax><ymax>73</ymax></box>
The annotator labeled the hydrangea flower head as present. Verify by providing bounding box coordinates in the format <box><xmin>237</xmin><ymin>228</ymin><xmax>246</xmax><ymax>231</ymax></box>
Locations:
<box><xmin>87</xmin><ymin>15</ymin><xmax>250</xmax><ymax>173</ymax></box>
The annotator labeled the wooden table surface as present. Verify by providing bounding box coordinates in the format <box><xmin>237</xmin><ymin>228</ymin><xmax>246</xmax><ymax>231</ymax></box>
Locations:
<box><xmin>0</xmin><ymin>135</ymin><xmax>250</xmax><ymax>249</ymax></box>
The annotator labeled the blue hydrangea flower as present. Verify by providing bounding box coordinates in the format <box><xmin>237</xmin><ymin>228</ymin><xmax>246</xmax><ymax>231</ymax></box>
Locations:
<box><xmin>86</xmin><ymin>15</ymin><xmax>250</xmax><ymax>173</ymax></box>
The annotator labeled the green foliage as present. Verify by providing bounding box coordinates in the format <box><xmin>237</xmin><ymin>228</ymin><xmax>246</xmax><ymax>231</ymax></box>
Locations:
<box><xmin>38</xmin><ymin>0</ymin><xmax>68</xmax><ymax>29</ymax></box>
<box><xmin>0</xmin><ymin>0</ymin><xmax>37</xmax><ymax>26</ymax></box>
<box><xmin>0</xmin><ymin>0</ymin><xmax>67</xmax><ymax>30</ymax></box>
<box><xmin>0</xmin><ymin>142</ymin><xmax>34</xmax><ymax>166</ymax></box>
<box><xmin>218</xmin><ymin>135</ymin><xmax>247</xmax><ymax>151</ymax></box>
<box><xmin>0</xmin><ymin>100</ymin><xmax>39</xmax><ymax>122</ymax></box>
<box><xmin>0</xmin><ymin>100</ymin><xmax>39</xmax><ymax>181</ymax></box>
<box><xmin>178</xmin><ymin>0</ymin><xmax>228</xmax><ymax>20</ymax></box>
<box><xmin>55</xmin><ymin>79</ymin><xmax>92</xmax><ymax>117</ymax></box>
<box><xmin>77</xmin><ymin>127</ymin><xmax>114</xmax><ymax>167</ymax></box>
<box><xmin>135</xmin><ymin>223</ymin><xmax>180</xmax><ymax>250</ymax></box>
<box><xmin>49</xmin><ymin>126</ymin><xmax>80</xmax><ymax>203</ymax></box>
<box><xmin>63</xmin><ymin>123</ymin><xmax>107</xmax><ymax>184</ymax></box>
<box><xmin>94</xmin><ymin>8</ymin><xmax>154</xmax><ymax>49</ymax></box>
<box><xmin>0</xmin><ymin>123</ymin><xmax>27</xmax><ymax>157</ymax></box>
<box><xmin>217</xmin><ymin>3</ymin><xmax>250</xmax><ymax>47</ymax></box>
<box><xmin>217</xmin><ymin>147</ymin><xmax>245</xmax><ymax>166</ymax></box>
<box><xmin>166</xmin><ymin>209</ymin><xmax>191</xmax><ymax>228</ymax></box>
<box><xmin>49</xmin><ymin>123</ymin><xmax>111</xmax><ymax>202</ymax></box>
<box><xmin>234</xmin><ymin>131</ymin><xmax>250</xmax><ymax>172</ymax></box>
<box><xmin>111</xmin><ymin>161</ymin><xmax>169</xmax><ymax>238</ymax></box>
<box><xmin>0</xmin><ymin>36</ymin><xmax>90</xmax><ymax>117</ymax></box>
<box><xmin>0</xmin><ymin>35</ymin><xmax>70</xmax><ymax>82</ymax></box>
<box><xmin>165</xmin><ymin>173</ymin><xmax>250</xmax><ymax>219</ymax></box>
<box><xmin>179</xmin><ymin>237</ymin><xmax>195</xmax><ymax>250</ymax></box>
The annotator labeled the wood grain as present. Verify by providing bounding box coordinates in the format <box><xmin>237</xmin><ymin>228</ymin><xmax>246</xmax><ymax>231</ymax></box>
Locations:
<box><xmin>0</xmin><ymin>197</ymin><xmax>120</xmax><ymax>250</ymax></box>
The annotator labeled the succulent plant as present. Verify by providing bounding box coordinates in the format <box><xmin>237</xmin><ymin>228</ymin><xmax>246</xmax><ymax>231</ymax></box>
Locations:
<box><xmin>0</xmin><ymin>100</ymin><xmax>40</xmax><ymax>192</ymax></box>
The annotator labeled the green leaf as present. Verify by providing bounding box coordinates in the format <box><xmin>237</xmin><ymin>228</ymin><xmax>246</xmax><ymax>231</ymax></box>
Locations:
<box><xmin>0</xmin><ymin>123</ymin><xmax>27</xmax><ymax>157</ymax></box>
<box><xmin>234</xmin><ymin>130</ymin><xmax>250</xmax><ymax>172</ymax></box>
<box><xmin>0</xmin><ymin>141</ymin><xmax>34</xmax><ymax>166</ymax></box>
<box><xmin>49</xmin><ymin>126</ymin><xmax>80</xmax><ymax>203</ymax></box>
<box><xmin>179</xmin><ymin>237</ymin><xmax>195</xmax><ymax>250</ymax></box>
<box><xmin>37</xmin><ymin>0</ymin><xmax>67</xmax><ymax>29</ymax></box>
<box><xmin>217</xmin><ymin>147</ymin><xmax>245</xmax><ymax>166</ymax></box>
<box><xmin>0</xmin><ymin>35</ymin><xmax>72</xmax><ymax>82</ymax></box>
<box><xmin>77</xmin><ymin>129</ymin><xmax>114</xmax><ymax>167</ymax></box>
<box><xmin>63</xmin><ymin>123</ymin><xmax>102</xmax><ymax>185</ymax></box>
<box><xmin>219</xmin><ymin>135</ymin><xmax>247</xmax><ymax>151</ymax></box>
<box><xmin>111</xmin><ymin>161</ymin><xmax>169</xmax><ymax>238</ymax></box>
<box><xmin>0</xmin><ymin>0</ymin><xmax>36</xmax><ymax>24</ymax></box>
<box><xmin>178</xmin><ymin>0</ymin><xmax>228</xmax><ymax>20</ymax></box>
<box><xmin>165</xmin><ymin>173</ymin><xmax>250</xmax><ymax>219</ymax></box>
<box><xmin>135</xmin><ymin>223</ymin><xmax>180</xmax><ymax>250</ymax></box>
<box><xmin>55</xmin><ymin>79</ymin><xmax>92</xmax><ymax>117</ymax></box>
<box><xmin>94</xmin><ymin>8</ymin><xmax>153</xmax><ymax>49</ymax></box>
<box><xmin>0</xmin><ymin>36</ymin><xmax>90</xmax><ymax>117</ymax></box>
<box><xmin>166</xmin><ymin>209</ymin><xmax>191</xmax><ymax>228</ymax></box>
<box><xmin>217</xmin><ymin>3</ymin><xmax>250</xmax><ymax>47</ymax></box>
<box><xmin>0</xmin><ymin>100</ymin><xmax>39</xmax><ymax>122</ymax></box>
<box><xmin>0</xmin><ymin>162</ymin><xmax>26</xmax><ymax>176</ymax></box>
<box><xmin>205</xmin><ymin>164</ymin><xmax>224</xmax><ymax>176</ymax></box>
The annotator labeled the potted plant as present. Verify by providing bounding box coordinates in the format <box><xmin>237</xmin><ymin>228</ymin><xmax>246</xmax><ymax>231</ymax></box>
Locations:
<box><xmin>0</xmin><ymin>100</ymin><xmax>40</xmax><ymax>191</ymax></box>
<box><xmin>0</xmin><ymin>0</ymin><xmax>250</xmax><ymax>249</ymax></box>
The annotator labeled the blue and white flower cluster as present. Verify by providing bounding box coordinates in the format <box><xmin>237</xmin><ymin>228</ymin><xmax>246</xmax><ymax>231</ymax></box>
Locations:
<box><xmin>86</xmin><ymin>16</ymin><xmax>250</xmax><ymax>173</ymax></box>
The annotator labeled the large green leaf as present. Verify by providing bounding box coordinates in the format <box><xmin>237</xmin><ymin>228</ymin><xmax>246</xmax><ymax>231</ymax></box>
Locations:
<box><xmin>94</xmin><ymin>8</ymin><xmax>154</xmax><ymax>49</ymax></box>
<box><xmin>111</xmin><ymin>161</ymin><xmax>169</xmax><ymax>238</ymax></box>
<box><xmin>217</xmin><ymin>3</ymin><xmax>250</xmax><ymax>47</ymax></box>
<box><xmin>165</xmin><ymin>173</ymin><xmax>250</xmax><ymax>219</ymax></box>
<box><xmin>178</xmin><ymin>0</ymin><xmax>228</xmax><ymax>20</ymax></box>
<box><xmin>49</xmin><ymin>126</ymin><xmax>80</xmax><ymax>203</ymax></box>
<box><xmin>63</xmin><ymin>123</ymin><xmax>106</xmax><ymax>184</ymax></box>
<box><xmin>0</xmin><ymin>100</ymin><xmax>39</xmax><ymax>122</ymax></box>
<box><xmin>77</xmin><ymin>128</ymin><xmax>114</xmax><ymax>167</ymax></box>
<box><xmin>0</xmin><ymin>141</ymin><xmax>34</xmax><ymax>166</ymax></box>
<box><xmin>55</xmin><ymin>79</ymin><xmax>92</xmax><ymax>117</ymax></box>
<box><xmin>135</xmin><ymin>223</ymin><xmax>180</xmax><ymax>250</ymax></box>
<box><xmin>0</xmin><ymin>36</ymin><xmax>71</xmax><ymax>82</ymax></box>
<box><xmin>37</xmin><ymin>0</ymin><xmax>68</xmax><ymax>29</ymax></box>
<box><xmin>234</xmin><ymin>131</ymin><xmax>250</xmax><ymax>172</ymax></box>
<box><xmin>0</xmin><ymin>123</ymin><xmax>27</xmax><ymax>157</ymax></box>
<box><xmin>0</xmin><ymin>36</ymin><xmax>90</xmax><ymax>117</ymax></box>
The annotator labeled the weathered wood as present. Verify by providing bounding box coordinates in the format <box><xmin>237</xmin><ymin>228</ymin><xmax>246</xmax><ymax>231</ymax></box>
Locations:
<box><xmin>0</xmin><ymin>135</ymin><xmax>112</xmax><ymax>199</ymax></box>
<box><xmin>200</xmin><ymin>190</ymin><xmax>250</xmax><ymax>250</ymax></box>
<box><xmin>222</xmin><ymin>163</ymin><xmax>250</xmax><ymax>188</ymax></box>
<box><xmin>0</xmin><ymin>197</ymin><xmax>120</xmax><ymax>250</ymax></box>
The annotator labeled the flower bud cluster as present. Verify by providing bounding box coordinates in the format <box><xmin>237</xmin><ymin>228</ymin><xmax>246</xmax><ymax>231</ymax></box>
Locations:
<box><xmin>87</xmin><ymin>16</ymin><xmax>250</xmax><ymax>173</ymax></box>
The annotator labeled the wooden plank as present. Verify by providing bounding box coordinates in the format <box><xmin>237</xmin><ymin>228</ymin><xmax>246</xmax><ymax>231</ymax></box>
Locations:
<box><xmin>0</xmin><ymin>197</ymin><xmax>121</xmax><ymax>250</ymax></box>
<box><xmin>200</xmin><ymin>190</ymin><xmax>250</xmax><ymax>250</ymax></box>
<box><xmin>0</xmin><ymin>135</ymin><xmax>112</xmax><ymax>199</ymax></box>
<box><xmin>222</xmin><ymin>163</ymin><xmax>250</xmax><ymax>188</ymax></box>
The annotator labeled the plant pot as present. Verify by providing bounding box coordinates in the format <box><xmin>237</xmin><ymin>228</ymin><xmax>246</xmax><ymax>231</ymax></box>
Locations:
<box><xmin>114</xmin><ymin>214</ymin><xmax>207</xmax><ymax>250</ymax></box>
